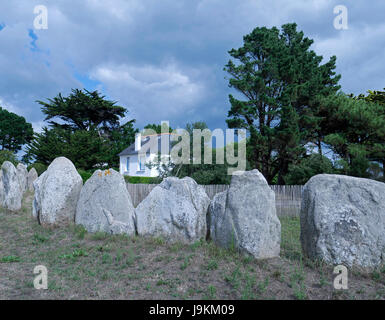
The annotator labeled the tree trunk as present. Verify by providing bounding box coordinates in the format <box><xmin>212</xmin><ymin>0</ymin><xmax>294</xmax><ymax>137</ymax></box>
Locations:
<box><xmin>277</xmin><ymin>161</ymin><xmax>289</xmax><ymax>185</ymax></box>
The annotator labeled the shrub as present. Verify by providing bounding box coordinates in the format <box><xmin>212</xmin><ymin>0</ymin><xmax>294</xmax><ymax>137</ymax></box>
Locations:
<box><xmin>0</xmin><ymin>150</ymin><xmax>18</xmax><ymax>166</ymax></box>
<box><xmin>27</xmin><ymin>162</ymin><xmax>47</xmax><ymax>176</ymax></box>
<box><xmin>124</xmin><ymin>176</ymin><xmax>158</xmax><ymax>184</ymax></box>
<box><xmin>284</xmin><ymin>154</ymin><xmax>335</xmax><ymax>185</ymax></box>
<box><xmin>78</xmin><ymin>169</ymin><xmax>93</xmax><ymax>183</ymax></box>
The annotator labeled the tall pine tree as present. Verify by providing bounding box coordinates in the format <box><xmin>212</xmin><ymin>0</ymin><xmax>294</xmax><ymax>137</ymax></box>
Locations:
<box><xmin>225</xmin><ymin>23</ymin><xmax>341</xmax><ymax>183</ymax></box>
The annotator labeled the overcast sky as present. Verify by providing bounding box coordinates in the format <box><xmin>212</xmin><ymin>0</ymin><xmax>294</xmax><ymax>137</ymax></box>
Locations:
<box><xmin>0</xmin><ymin>0</ymin><xmax>384</xmax><ymax>133</ymax></box>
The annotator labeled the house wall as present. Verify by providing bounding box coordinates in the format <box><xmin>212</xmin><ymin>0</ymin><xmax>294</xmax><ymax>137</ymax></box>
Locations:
<box><xmin>119</xmin><ymin>153</ymin><xmax>159</xmax><ymax>177</ymax></box>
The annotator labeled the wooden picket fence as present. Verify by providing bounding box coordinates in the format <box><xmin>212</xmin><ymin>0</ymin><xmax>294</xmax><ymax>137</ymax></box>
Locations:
<box><xmin>126</xmin><ymin>183</ymin><xmax>303</xmax><ymax>217</ymax></box>
<box><xmin>270</xmin><ymin>185</ymin><xmax>303</xmax><ymax>217</ymax></box>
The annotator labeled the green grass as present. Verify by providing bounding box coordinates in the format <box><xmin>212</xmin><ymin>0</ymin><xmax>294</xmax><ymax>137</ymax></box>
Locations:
<box><xmin>73</xmin><ymin>225</ymin><xmax>87</xmax><ymax>240</ymax></box>
<box><xmin>257</xmin><ymin>276</ymin><xmax>269</xmax><ymax>295</ymax></box>
<box><xmin>90</xmin><ymin>231</ymin><xmax>109</xmax><ymax>241</ymax></box>
<box><xmin>180</xmin><ymin>254</ymin><xmax>194</xmax><ymax>270</ymax></box>
<box><xmin>293</xmin><ymin>282</ymin><xmax>307</xmax><ymax>300</ymax></box>
<box><xmin>33</xmin><ymin>233</ymin><xmax>49</xmax><ymax>244</ymax></box>
<box><xmin>280</xmin><ymin>216</ymin><xmax>302</xmax><ymax>261</ymax></box>
<box><xmin>224</xmin><ymin>265</ymin><xmax>242</xmax><ymax>290</ymax></box>
<box><xmin>0</xmin><ymin>192</ymin><xmax>383</xmax><ymax>300</ymax></box>
<box><xmin>0</xmin><ymin>255</ymin><xmax>21</xmax><ymax>263</ymax></box>
<box><xmin>204</xmin><ymin>285</ymin><xmax>217</xmax><ymax>299</ymax></box>
<box><xmin>206</xmin><ymin>259</ymin><xmax>218</xmax><ymax>271</ymax></box>
<box><xmin>242</xmin><ymin>273</ymin><xmax>257</xmax><ymax>299</ymax></box>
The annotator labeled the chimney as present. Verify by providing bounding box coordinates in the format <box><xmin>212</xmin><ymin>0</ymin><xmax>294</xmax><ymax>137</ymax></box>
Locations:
<box><xmin>161</xmin><ymin>121</ymin><xmax>170</xmax><ymax>156</ymax></box>
<box><xmin>135</xmin><ymin>133</ymin><xmax>141</xmax><ymax>151</ymax></box>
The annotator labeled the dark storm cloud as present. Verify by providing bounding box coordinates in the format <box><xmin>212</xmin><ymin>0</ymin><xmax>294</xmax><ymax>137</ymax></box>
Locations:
<box><xmin>0</xmin><ymin>0</ymin><xmax>383</xmax><ymax>133</ymax></box>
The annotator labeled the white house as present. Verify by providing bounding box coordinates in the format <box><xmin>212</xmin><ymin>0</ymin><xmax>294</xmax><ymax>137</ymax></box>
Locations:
<box><xmin>118</xmin><ymin>133</ymin><xmax>173</xmax><ymax>177</ymax></box>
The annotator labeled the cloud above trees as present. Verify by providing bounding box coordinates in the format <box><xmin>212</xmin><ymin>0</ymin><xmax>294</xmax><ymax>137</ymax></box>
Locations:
<box><xmin>0</xmin><ymin>0</ymin><xmax>384</xmax><ymax>131</ymax></box>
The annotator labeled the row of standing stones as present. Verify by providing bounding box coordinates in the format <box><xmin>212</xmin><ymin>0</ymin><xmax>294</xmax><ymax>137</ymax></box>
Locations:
<box><xmin>2</xmin><ymin>156</ymin><xmax>384</xmax><ymax>270</ymax></box>
<box><xmin>0</xmin><ymin>161</ymin><xmax>38</xmax><ymax>211</ymax></box>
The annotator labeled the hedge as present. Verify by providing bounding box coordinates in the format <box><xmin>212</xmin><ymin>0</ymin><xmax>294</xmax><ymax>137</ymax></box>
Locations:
<box><xmin>27</xmin><ymin>162</ymin><xmax>47</xmax><ymax>176</ymax></box>
<box><xmin>124</xmin><ymin>176</ymin><xmax>159</xmax><ymax>184</ymax></box>
<box><xmin>77</xmin><ymin>169</ymin><xmax>93</xmax><ymax>183</ymax></box>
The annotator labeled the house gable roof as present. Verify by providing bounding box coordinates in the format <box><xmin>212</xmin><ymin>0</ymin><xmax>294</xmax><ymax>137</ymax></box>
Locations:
<box><xmin>118</xmin><ymin>133</ymin><xmax>174</xmax><ymax>157</ymax></box>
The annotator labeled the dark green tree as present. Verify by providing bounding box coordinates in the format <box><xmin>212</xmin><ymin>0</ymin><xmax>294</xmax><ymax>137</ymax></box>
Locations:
<box><xmin>25</xmin><ymin>127</ymin><xmax>64</xmax><ymax>165</ymax></box>
<box><xmin>0</xmin><ymin>107</ymin><xmax>33</xmax><ymax>152</ymax></box>
<box><xmin>224</xmin><ymin>23</ymin><xmax>341</xmax><ymax>184</ymax></box>
<box><xmin>28</xmin><ymin>89</ymin><xmax>137</xmax><ymax>169</ymax></box>
<box><xmin>37</xmin><ymin>88</ymin><xmax>126</xmax><ymax>132</ymax></box>
<box><xmin>356</xmin><ymin>89</ymin><xmax>385</xmax><ymax>179</ymax></box>
<box><xmin>0</xmin><ymin>150</ymin><xmax>18</xmax><ymax>166</ymax></box>
<box><xmin>320</xmin><ymin>92</ymin><xmax>385</xmax><ymax>178</ymax></box>
<box><xmin>107</xmin><ymin>119</ymin><xmax>139</xmax><ymax>168</ymax></box>
<box><xmin>284</xmin><ymin>153</ymin><xmax>335</xmax><ymax>185</ymax></box>
<box><xmin>26</xmin><ymin>127</ymin><xmax>109</xmax><ymax>170</ymax></box>
<box><xmin>143</xmin><ymin>123</ymin><xmax>173</xmax><ymax>134</ymax></box>
<box><xmin>356</xmin><ymin>88</ymin><xmax>385</xmax><ymax>106</ymax></box>
<box><xmin>27</xmin><ymin>162</ymin><xmax>47</xmax><ymax>176</ymax></box>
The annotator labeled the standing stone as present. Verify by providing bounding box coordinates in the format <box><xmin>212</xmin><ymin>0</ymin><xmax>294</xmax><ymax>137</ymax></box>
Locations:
<box><xmin>32</xmin><ymin>171</ymin><xmax>46</xmax><ymax>220</ymax></box>
<box><xmin>75</xmin><ymin>169</ymin><xmax>136</xmax><ymax>235</ymax></box>
<box><xmin>208</xmin><ymin>190</ymin><xmax>227</xmax><ymax>243</ymax></box>
<box><xmin>0</xmin><ymin>171</ymin><xmax>4</xmax><ymax>205</ymax></box>
<box><xmin>32</xmin><ymin>157</ymin><xmax>82</xmax><ymax>226</ymax></box>
<box><xmin>135</xmin><ymin>177</ymin><xmax>210</xmax><ymax>243</ymax></box>
<box><xmin>27</xmin><ymin>168</ymin><xmax>38</xmax><ymax>191</ymax></box>
<box><xmin>301</xmin><ymin>174</ymin><xmax>385</xmax><ymax>268</ymax></box>
<box><xmin>16</xmin><ymin>163</ymin><xmax>28</xmax><ymax>193</ymax></box>
<box><xmin>208</xmin><ymin>169</ymin><xmax>281</xmax><ymax>259</ymax></box>
<box><xmin>1</xmin><ymin>161</ymin><xmax>23</xmax><ymax>211</ymax></box>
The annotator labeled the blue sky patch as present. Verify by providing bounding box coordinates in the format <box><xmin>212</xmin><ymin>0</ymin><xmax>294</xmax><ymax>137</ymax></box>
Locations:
<box><xmin>73</xmin><ymin>72</ymin><xmax>103</xmax><ymax>92</ymax></box>
<box><xmin>28</xmin><ymin>29</ymin><xmax>39</xmax><ymax>52</ymax></box>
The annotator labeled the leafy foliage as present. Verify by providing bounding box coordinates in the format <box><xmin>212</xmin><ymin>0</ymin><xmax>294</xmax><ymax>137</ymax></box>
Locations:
<box><xmin>106</xmin><ymin>120</ymin><xmax>138</xmax><ymax>168</ymax></box>
<box><xmin>0</xmin><ymin>150</ymin><xmax>18</xmax><ymax>166</ymax></box>
<box><xmin>355</xmin><ymin>89</ymin><xmax>385</xmax><ymax>180</ymax></box>
<box><xmin>143</xmin><ymin>123</ymin><xmax>173</xmax><ymax>134</ymax></box>
<box><xmin>37</xmin><ymin>89</ymin><xmax>126</xmax><ymax>132</ymax></box>
<box><xmin>0</xmin><ymin>107</ymin><xmax>33</xmax><ymax>152</ymax></box>
<box><xmin>78</xmin><ymin>169</ymin><xmax>93</xmax><ymax>183</ymax></box>
<box><xmin>27</xmin><ymin>162</ymin><xmax>47</xmax><ymax>176</ymax></box>
<box><xmin>26</xmin><ymin>127</ymin><xmax>109</xmax><ymax>170</ymax></box>
<box><xmin>284</xmin><ymin>154</ymin><xmax>335</xmax><ymax>185</ymax></box>
<box><xmin>124</xmin><ymin>176</ymin><xmax>158</xmax><ymax>184</ymax></box>
<box><xmin>27</xmin><ymin>89</ymin><xmax>137</xmax><ymax>169</ymax></box>
<box><xmin>320</xmin><ymin>93</ymin><xmax>385</xmax><ymax>178</ymax></box>
<box><xmin>225</xmin><ymin>23</ymin><xmax>341</xmax><ymax>184</ymax></box>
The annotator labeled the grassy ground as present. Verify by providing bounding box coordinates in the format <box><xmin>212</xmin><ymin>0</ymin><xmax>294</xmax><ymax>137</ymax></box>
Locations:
<box><xmin>1</xmin><ymin>192</ymin><xmax>385</xmax><ymax>300</ymax></box>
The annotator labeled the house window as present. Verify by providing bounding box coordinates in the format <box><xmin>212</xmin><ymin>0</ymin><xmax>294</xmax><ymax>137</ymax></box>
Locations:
<box><xmin>139</xmin><ymin>155</ymin><xmax>146</xmax><ymax>171</ymax></box>
<box><xmin>126</xmin><ymin>157</ymin><xmax>130</xmax><ymax>172</ymax></box>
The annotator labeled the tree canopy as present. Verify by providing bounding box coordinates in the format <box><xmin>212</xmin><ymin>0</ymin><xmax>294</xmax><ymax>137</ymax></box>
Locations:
<box><xmin>27</xmin><ymin>89</ymin><xmax>136</xmax><ymax>170</ymax></box>
<box><xmin>106</xmin><ymin>119</ymin><xmax>138</xmax><ymax>167</ymax></box>
<box><xmin>37</xmin><ymin>88</ymin><xmax>126</xmax><ymax>132</ymax></box>
<box><xmin>26</xmin><ymin>127</ymin><xmax>106</xmax><ymax>170</ymax></box>
<box><xmin>0</xmin><ymin>107</ymin><xmax>33</xmax><ymax>152</ymax></box>
<box><xmin>320</xmin><ymin>92</ymin><xmax>385</xmax><ymax>179</ymax></box>
<box><xmin>143</xmin><ymin>123</ymin><xmax>173</xmax><ymax>134</ymax></box>
<box><xmin>225</xmin><ymin>23</ymin><xmax>341</xmax><ymax>184</ymax></box>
